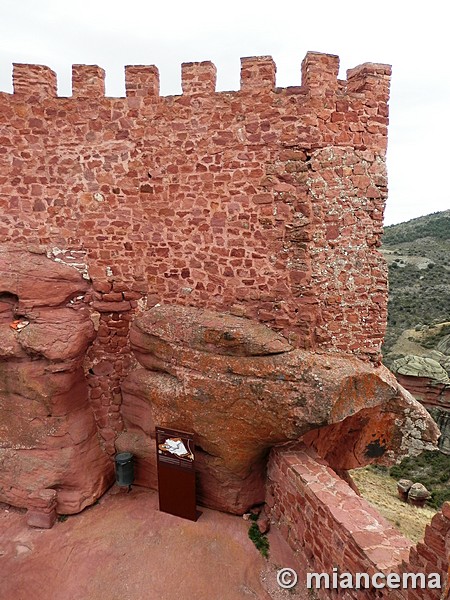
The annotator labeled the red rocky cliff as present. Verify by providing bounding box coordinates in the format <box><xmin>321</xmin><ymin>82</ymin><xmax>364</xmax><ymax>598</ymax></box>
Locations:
<box><xmin>0</xmin><ymin>249</ymin><xmax>113</xmax><ymax>514</ymax></box>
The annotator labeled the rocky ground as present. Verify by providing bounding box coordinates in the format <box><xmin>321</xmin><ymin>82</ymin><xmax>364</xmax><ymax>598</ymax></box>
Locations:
<box><xmin>0</xmin><ymin>486</ymin><xmax>310</xmax><ymax>600</ymax></box>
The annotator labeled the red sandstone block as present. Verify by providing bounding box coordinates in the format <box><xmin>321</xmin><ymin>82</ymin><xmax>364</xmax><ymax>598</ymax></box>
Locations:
<box><xmin>13</xmin><ymin>64</ymin><xmax>57</xmax><ymax>97</ymax></box>
<box><xmin>240</xmin><ymin>56</ymin><xmax>276</xmax><ymax>91</ymax></box>
<box><xmin>441</xmin><ymin>502</ymin><xmax>450</xmax><ymax>520</ymax></box>
<box><xmin>125</xmin><ymin>65</ymin><xmax>159</xmax><ymax>98</ymax></box>
<box><xmin>181</xmin><ymin>62</ymin><xmax>216</xmax><ymax>95</ymax></box>
<box><xmin>102</xmin><ymin>292</ymin><xmax>123</xmax><ymax>302</ymax></box>
<box><xmin>428</xmin><ymin>513</ymin><xmax>449</xmax><ymax>535</ymax></box>
<box><xmin>92</xmin><ymin>281</ymin><xmax>112</xmax><ymax>293</ymax></box>
<box><xmin>415</xmin><ymin>543</ymin><xmax>439</xmax><ymax>566</ymax></box>
<box><xmin>423</xmin><ymin>527</ymin><xmax>445</xmax><ymax>554</ymax></box>
<box><xmin>252</xmin><ymin>193</ymin><xmax>273</xmax><ymax>205</ymax></box>
<box><xmin>347</xmin><ymin>62</ymin><xmax>392</xmax><ymax>94</ymax></box>
<box><xmin>72</xmin><ymin>65</ymin><xmax>105</xmax><ymax>97</ymax></box>
<box><xmin>27</xmin><ymin>508</ymin><xmax>57</xmax><ymax>529</ymax></box>
<box><xmin>28</xmin><ymin>489</ymin><xmax>57</xmax><ymax>511</ymax></box>
<box><xmin>301</xmin><ymin>52</ymin><xmax>339</xmax><ymax>95</ymax></box>
<box><xmin>92</xmin><ymin>300</ymin><xmax>132</xmax><ymax>313</ymax></box>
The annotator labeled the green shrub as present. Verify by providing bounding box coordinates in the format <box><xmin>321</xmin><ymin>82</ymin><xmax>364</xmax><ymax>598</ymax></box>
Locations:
<box><xmin>248</xmin><ymin>522</ymin><xmax>270</xmax><ymax>558</ymax></box>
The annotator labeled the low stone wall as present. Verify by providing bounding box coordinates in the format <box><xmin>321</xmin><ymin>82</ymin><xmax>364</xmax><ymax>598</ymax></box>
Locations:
<box><xmin>266</xmin><ymin>445</ymin><xmax>449</xmax><ymax>599</ymax></box>
<box><xmin>403</xmin><ymin>505</ymin><xmax>450</xmax><ymax>599</ymax></box>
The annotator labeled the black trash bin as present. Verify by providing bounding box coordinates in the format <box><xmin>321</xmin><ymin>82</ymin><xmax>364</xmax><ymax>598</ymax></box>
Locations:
<box><xmin>115</xmin><ymin>452</ymin><xmax>134</xmax><ymax>487</ymax></box>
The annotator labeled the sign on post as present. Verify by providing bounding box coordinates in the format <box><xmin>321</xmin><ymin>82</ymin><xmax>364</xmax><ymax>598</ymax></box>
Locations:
<box><xmin>155</xmin><ymin>426</ymin><xmax>199</xmax><ymax>521</ymax></box>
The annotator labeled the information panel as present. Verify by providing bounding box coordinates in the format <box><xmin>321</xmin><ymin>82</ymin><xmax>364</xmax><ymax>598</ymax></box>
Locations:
<box><xmin>155</xmin><ymin>426</ymin><xmax>199</xmax><ymax>521</ymax></box>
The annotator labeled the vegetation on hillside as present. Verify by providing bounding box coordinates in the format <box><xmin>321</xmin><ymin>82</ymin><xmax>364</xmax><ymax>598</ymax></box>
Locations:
<box><xmin>381</xmin><ymin>210</ymin><xmax>450</xmax><ymax>356</ymax></box>
<box><xmin>350</xmin><ymin>467</ymin><xmax>436</xmax><ymax>543</ymax></box>
<box><xmin>383</xmin><ymin>210</ymin><xmax>450</xmax><ymax>245</ymax></box>
<box><xmin>389</xmin><ymin>451</ymin><xmax>450</xmax><ymax>510</ymax></box>
<box><xmin>365</xmin><ymin>210</ymin><xmax>450</xmax><ymax>517</ymax></box>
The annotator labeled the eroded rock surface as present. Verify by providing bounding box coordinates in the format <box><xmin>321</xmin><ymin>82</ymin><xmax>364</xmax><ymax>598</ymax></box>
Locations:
<box><xmin>121</xmin><ymin>304</ymin><xmax>439</xmax><ymax>513</ymax></box>
<box><xmin>392</xmin><ymin>354</ymin><xmax>450</xmax><ymax>455</ymax></box>
<box><xmin>392</xmin><ymin>355</ymin><xmax>450</xmax><ymax>383</ymax></box>
<box><xmin>0</xmin><ymin>249</ymin><xmax>113</xmax><ymax>514</ymax></box>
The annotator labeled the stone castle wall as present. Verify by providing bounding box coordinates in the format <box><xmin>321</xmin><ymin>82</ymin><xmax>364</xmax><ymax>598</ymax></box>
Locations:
<box><xmin>1</xmin><ymin>52</ymin><xmax>391</xmax><ymax>454</ymax></box>
<box><xmin>0</xmin><ymin>52</ymin><xmax>390</xmax><ymax>359</ymax></box>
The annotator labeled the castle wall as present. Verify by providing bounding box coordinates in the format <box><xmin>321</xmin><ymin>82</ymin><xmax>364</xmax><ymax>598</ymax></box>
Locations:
<box><xmin>0</xmin><ymin>52</ymin><xmax>391</xmax><ymax>449</ymax></box>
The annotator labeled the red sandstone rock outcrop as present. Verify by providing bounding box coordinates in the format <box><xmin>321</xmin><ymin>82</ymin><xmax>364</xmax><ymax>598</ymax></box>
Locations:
<box><xmin>0</xmin><ymin>249</ymin><xmax>113</xmax><ymax>514</ymax></box>
<box><xmin>118</xmin><ymin>304</ymin><xmax>439</xmax><ymax>513</ymax></box>
<box><xmin>392</xmin><ymin>355</ymin><xmax>450</xmax><ymax>454</ymax></box>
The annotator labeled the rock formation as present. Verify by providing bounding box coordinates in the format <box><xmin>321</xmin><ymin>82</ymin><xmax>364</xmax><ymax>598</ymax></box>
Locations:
<box><xmin>392</xmin><ymin>355</ymin><xmax>450</xmax><ymax>383</ymax></box>
<box><xmin>392</xmin><ymin>354</ymin><xmax>450</xmax><ymax>455</ymax></box>
<box><xmin>436</xmin><ymin>333</ymin><xmax>450</xmax><ymax>356</ymax></box>
<box><xmin>117</xmin><ymin>304</ymin><xmax>439</xmax><ymax>513</ymax></box>
<box><xmin>0</xmin><ymin>249</ymin><xmax>113</xmax><ymax>514</ymax></box>
<box><xmin>407</xmin><ymin>482</ymin><xmax>431</xmax><ymax>508</ymax></box>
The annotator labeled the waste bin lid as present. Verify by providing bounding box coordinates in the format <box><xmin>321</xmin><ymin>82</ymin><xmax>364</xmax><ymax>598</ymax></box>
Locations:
<box><xmin>115</xmin><ymin>452</ymin><xmax>133</xmax><ymax>464</ymax></box>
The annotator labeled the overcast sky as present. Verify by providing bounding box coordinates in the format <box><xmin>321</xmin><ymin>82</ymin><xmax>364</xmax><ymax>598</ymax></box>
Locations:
<box><xmin>1</xmin><ymin>0</ymin><xmax>448</xmax><ymax>226</ymax></box>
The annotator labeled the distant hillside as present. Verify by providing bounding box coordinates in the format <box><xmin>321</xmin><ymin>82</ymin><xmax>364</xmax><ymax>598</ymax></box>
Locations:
<box><xmin>383</xmin><ymin>210</ymin><xmax>450</xmax><ymax>247</ymax></box>
<box><xmin>381</xmin><ymin>210</ymin><xmax>450</xmax><ymax>360</ymax></box>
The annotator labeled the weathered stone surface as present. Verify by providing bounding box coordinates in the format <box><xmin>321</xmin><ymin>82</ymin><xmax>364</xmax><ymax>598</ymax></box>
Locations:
<box><xmin>0</xmin><ymin>249</ymin><xmax>89</xmax><ymax>311</ymax></box>
<box><xmin>392</xmin><ymin>355</ymin><xmax>449</xmax><ymax>383</ymax></box>
<box><xmin>397</xmin><ymin>479</ymin><xmax>413</xmax><ymax>502</ymax></box>
<box><xmin>436</xmin><ymin>333</ymin><xmax>450</xmax><ymax>356</ymax></box>
<box><xmin>439</xmin><ymin>355</ymin><xmax>450</xmax><ymax>375</ymax></box>
<box><xmin>408</xmin><ymin>482</ymin><xmax>430</xmax><ymax>500</ymax></box>
<box><xmin>0</xmin><ymin>249</ymin><xmax>113</xmax><ymax>514</ymax></box>
<box><xmin>300</xmin><ymin>384</ymin><xmax>438</xmax><ymax>470</ymax></box>
<box><xmin>428</xmin><ymin>406</ymin><xmax>450</xmax><ymax>455</ymax></box>
<box><xmin>131</xmin><ymin>304</ymin><xmax>293</xmax><ymax>357</ymax></box>
<box><xmin>407</xmin><ymin>482</ymin><xmax>431</xmax><ymax>507</ymax></box>
<box><xmin>120</xmin><ymin>304</ymin><xmax>439</xmax><ymax>513</ymax></box>
<box><xmin>394</xmin><ymin>366</ymin><xmax>450</xmax><ymax>455</ymax></box>
<box><xmin>5</xmin><ymin>307</ymin><xmax>96</xmax><ymax>362</ymax></box>
<box><xmin>26</xmin><ymin>508</ymin><xmax>57</xmax><ymax>529</ymax></box>
<box><xmin>26</xmin><ymin>488</ymin><xmax>58</xmax><ymax>528</ymax></box>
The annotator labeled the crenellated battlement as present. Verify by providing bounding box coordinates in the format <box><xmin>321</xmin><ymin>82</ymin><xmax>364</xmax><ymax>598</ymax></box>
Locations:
<box><xmin>125</xmin><ymin>65</ymin><xmax>160</xmax><ymax>98</ymax></box>
<box><xmin>72</xmin><ymin>65</ymin><xmax>106</xmax><ymax>98</ymax></box>
<box><xmin>301</xmin><ymin>51</ymin><xmax>340</xmax><ymax>95</ymax></box>
<box><xmin>181</xmin><ymin>61</ymin><xmax>216</xmax><ymax>95</ymax></box>
<box><xmin>240</xmin><ymin>56</ymin><xmax>276</xmax><ymax>91</ymax></box>
<box><xmin>12</xmin><ymin>63</ymin><xmax>57</xmax><ymax>97</ymax></box>
<box><xmin>4</xmin><ymin>51</ymin><xmax>390</xmax><ymax>100</ymax></box>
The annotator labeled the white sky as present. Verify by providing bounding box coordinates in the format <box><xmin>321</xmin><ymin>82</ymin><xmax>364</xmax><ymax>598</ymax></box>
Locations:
<box><xmin>1</xmin><ymin>0</ymin><xmax>449</xmax><ymax>226</ymax></box>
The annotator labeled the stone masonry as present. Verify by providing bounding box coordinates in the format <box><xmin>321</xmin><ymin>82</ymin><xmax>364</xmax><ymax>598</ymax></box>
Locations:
<box><xmin>0</xmin><ymin>52</ymin><xmax>392</xmax><ymax>449</ymax></box>
<box><xmin>1</xmin><ymin>55</ymin><xmax>391</xmax><ymax>360</ymax></box>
